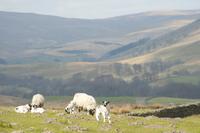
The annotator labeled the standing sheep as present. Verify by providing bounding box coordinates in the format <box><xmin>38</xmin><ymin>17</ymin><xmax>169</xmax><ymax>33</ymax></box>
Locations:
<box><xmin>31</xmin><ymin>94</ymin><xmax>45</xmax><ymax>108</ymax></box>
<box><xmin>65</xmin><ymin>93</ymin><xmax>96</xmax><ymax>115</ymax></box>
<box><xmin>95</xmin><ymin>101</ymin><xmax>111</xmax><ymax>123</ymax></box>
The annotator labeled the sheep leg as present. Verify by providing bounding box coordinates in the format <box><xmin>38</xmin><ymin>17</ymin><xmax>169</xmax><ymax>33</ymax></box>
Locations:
<box><xmin>96</xmin><ymin>112</ymin><xmax>100</xmax><ymax>121</ymax></box>
<box><xmin>102</xmin><ymin>113</ymin><xmax>106</xmax><ymax>122</ymax></box>
<box><xmin>107</xmin><ymin>115</ymin><xmax>111</xmax><ymax>124</ymax></box>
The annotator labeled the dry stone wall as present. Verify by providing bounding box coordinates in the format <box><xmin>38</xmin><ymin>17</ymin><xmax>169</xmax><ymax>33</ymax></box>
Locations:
<box><xmin>128</xmin><ymin>103</ymin><xmax>200</xmax><ymax>118</ymax></box>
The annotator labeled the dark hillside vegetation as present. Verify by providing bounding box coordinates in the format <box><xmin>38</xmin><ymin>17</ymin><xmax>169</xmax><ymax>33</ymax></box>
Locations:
<box><xmin>0</xmin><ymin>59</ymin><xmax>200</xmax><ymax>98</ymax></box>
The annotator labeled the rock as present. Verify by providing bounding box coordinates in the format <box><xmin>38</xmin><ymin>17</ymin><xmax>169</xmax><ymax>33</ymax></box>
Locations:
<box><xmin>26</xmin><ymin>127</ymin><xmax>35</xmax><ymax>132</ymax></box>
<box><xmin>42</xmin><ymin>131</ymin><xmax>53</xmax><ymax>133</ymax></box>
<box><xmin>56</xmin><ymin>113</ymin><xmax>65</xmax><ymax>117</ymax></box>
<box><xmin>64</xmin><ymin>125</ymin><xmax>88</xmax><ymax>132</ymax></box>
<box><xmin>144</xmin><ymin>124</ymin><xmax>164</xmax><ymax>129</ymax></box>
<box><xmin>11</xmin><ymin>130</ymin><xmax>23</xmax><ymax>133</ymax></box>
<box><xmin>128</xmin><ymin>121</ymin><xmax>144</xmax><ymax>126</ymax></box>
<box><xmin>145</xmin><ymin>116</ymin><xmax>157</xmax><ymax>120</ymax></box>
<box><xmin>163</xmin><ymin>130</ymin><xmax>186</xmax><ymax>133</ymax></box>
<box><xmin>42</xmin><ymin>128</ymin><xmax>54</xmax><ymax>133</ymax></box>
<box><xmin>99</xmin><ymin>124</ymin><xmax>112</xmax><ymax>132</ymax></box>
<box><xmin>10</xmin><ymin>122</ymin><xmax>17</xmax><ymax>126</ymax></box>
<box><xmin>45</xmin><ymin>118</ymin><xmax>57</xmax><ymax>124</ymax></box>
<box><xmin>115</xmin><ymin>128</ymin><xmax>123</xmax><ymax>133</ymax></box>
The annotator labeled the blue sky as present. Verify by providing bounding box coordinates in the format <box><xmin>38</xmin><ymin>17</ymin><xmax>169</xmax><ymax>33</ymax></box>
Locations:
<box><xmin>0</xmin><ymin>0</ymin><xmax>199</xmax><ymax>18</ymax></box>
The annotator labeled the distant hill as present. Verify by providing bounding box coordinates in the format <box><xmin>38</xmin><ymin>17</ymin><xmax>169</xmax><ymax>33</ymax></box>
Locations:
<box><xmin>103</xmin><ymin>18</ymin><xmax>200</xmax><ymax>61</ymax></box>
<box><xmin>120</xmin><ymin>19</ymin><xmax>200</xmax><ymax>64</ymax></box>
<box><xmin>1</xmin><ymin>10</ymin><xmax>200</xmax><ymax>98</ymax></box>
<box><xmin>0</xmin><ymin>10</ymin><xmax>200</xmax><ymax>63</ymax></box>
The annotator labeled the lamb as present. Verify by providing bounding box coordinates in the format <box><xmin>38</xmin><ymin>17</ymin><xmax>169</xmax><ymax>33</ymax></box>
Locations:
<box><xmin>31</xmin><ymin>107</ymin><xmax>45</xmax><ymax>114</ymax></box>
<box><xmin>95</xmin><ymin>101</ymin><xmax>111</xmax><ymax>124</ymax></box>
<box><xmin>15</xmin><ymin>104</ymin><xmax>31</xmax><ymax>113</ymax></box>
<box><xmin>65</xmin><ymin>93</ymin><xmax>96</xmax><ymax>115</ymax></box>
<box><xmin>31</xmin><ymin>94</ymin><xmax>45</xmax><ymax>108</ymax></box>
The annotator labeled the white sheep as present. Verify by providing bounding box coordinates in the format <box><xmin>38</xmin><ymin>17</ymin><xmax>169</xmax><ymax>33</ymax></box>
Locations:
<box><xmin>15</xmin><ymin>104</ymin><xmax>31</xmax><ymax>113</ymax></box>
<box><xmin>95</xmin><ymin>101</ymin><xmax>111</xmax><ymax>123</ymax></box>
<box><xmin>31</xmin><ymin>107</ymin><xmax>45</xmax><ymax>114</ymax></box>
<box><xmin>31</xmin><ymin>94</ymin><xmax>45</xmax><ymax>108</ymax></box>
<box><xmin>65</xmin><ymin>93</ymin><xmax>96</xmax><ymax>115</ymax></box>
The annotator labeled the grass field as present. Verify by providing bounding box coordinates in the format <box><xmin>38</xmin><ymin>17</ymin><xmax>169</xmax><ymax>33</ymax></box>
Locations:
<box><xmin>1</xmin><ymin>106</ymin><xmax>200</xmax><ymax>133</ymax></box>
<box><xmin>1</xmin><ymin>96</ymin><xmax>200</xmax><ymax>132</ymax></box>
<box><xmin>166</xmin><ymin>75</ymin><xmax>200</xmax><ymax>85</ymax></box>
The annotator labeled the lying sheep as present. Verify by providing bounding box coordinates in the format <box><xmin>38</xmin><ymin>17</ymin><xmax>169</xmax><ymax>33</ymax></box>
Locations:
<box><xmin>95</xmin><ymin>101</ymin><xmax>111</xmax><ymax>124</ymax></box>
<box><xmin>15</xmin><ymin>104</ymin><xmax>31</xmax><ymax>113</ymax></box>
<box><xmin>31</xmin><ymin>107</ymin><xmax>45</xmax><ymax>114</ymax></box>
<box><xmin>31</xmin><ymin>94</ymin><xmax>45</xmax><ymax>108</ymax></box>
<box><xmin>65</xmin><ymin>93</ymin><xmax>96</xmax><ymax>115</ymax></box>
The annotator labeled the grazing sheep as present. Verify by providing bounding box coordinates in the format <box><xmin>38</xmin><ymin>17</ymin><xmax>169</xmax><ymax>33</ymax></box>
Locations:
<box><xmin>65</xmin><ymin>93</ymin><xmax>96</xmax><ymax>115</ymax></box>
<box><xmin>65</xmin><ymin>101</ymin><xmax>76</xmax><ymax>114</ymax></box>
<box><xmin>31</xmin><ymin>107</ymin><xmax>45</xmax><ymax>114</ymax></box>
<box><xmin>31</xmin><ymin>94</ymin><xmax>45</xmax><ymax>108</ymax></box>
<box><xmin>15</xmin><ymin>104</ymin><xmax>31</xmax><ymax>113</ymax></box>
<box><xmin>95</xmin><ymin>101</ymin><xmax>111</xmax><ymax>124</ymax></box>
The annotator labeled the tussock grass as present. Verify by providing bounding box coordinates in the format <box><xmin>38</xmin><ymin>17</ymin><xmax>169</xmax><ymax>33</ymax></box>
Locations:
<box><xmin>111</xmin><ymin>104</ymin><xmax>164</xmax><ymax>114</ymax></box>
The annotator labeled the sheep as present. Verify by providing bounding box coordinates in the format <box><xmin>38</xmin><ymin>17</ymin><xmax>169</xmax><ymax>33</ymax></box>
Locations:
<box><xmin>65</xmin><ymin>101</ymin><xmax>76</xmax><ymax>114</ymax></box>
<box><xmin>31</xmin><ymin>107</ymin><xmax>45</xmax><ymax>114</ymax></box>
<box><xmin>95</xmin><ymin>101</ymin><xmax>111</xmax><ymax>124</ymax></box>
<box><xmin>31</xmin><ymin>94</ymin><xmax>45</xmax><ymax>108</ymax></box>
<box><xmin>15</xmin><ymin>104</ymin><xmax>31</xmax><ymax>113</ymax></box>
<box><xmin>102</xmin><ymin>101</ymin><xmax>110</xmax><ymax>112</ymax></box>
<box><xmin>65</xmin><ymin>93</ymin><xmax>96</xmax><ymax>115</ymax></box>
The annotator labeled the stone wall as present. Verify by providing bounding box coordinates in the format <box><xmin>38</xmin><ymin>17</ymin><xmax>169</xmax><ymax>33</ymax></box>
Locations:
<box><xmin>128</xmin><ymin>103</ymin><xmax>200</xmax><ymax>118</ymax></box>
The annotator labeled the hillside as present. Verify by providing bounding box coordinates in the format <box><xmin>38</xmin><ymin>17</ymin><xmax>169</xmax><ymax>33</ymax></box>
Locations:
<box><xmin>118</xmin><ymin>19</ymin><xmax>200</xmax><ymax>90</ymax></box>
<box><xmin>104</xmin><ymin>19</ymin><xmax>200</xmax><ymax>60</ymax></box>
<box><xmin>0</xmin><ymin>10</ymin><xmax>200</xmax><ymax>98</ymax></box>
<box><xmin>0</xmin><ymin>10</ymin><xmax>200</xmax><ymax>63</ymax></box>
<box><xmin>119</xmin><ymin>19</ymin><xmax>200</xmax><ymax>67</ymax></box>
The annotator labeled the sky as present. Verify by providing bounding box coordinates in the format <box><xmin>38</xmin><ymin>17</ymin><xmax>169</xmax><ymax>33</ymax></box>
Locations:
<box><xmin>0</xmin><ymin>0</ymin><xmax>199</xmax><ymax>19</ymax></box>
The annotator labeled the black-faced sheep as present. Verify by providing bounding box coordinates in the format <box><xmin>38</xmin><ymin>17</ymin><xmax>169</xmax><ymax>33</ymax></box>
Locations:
<box><xmin>31</xmin><ymin>94</ymin><xmax>45</xmax><ymax>108</ymax></box>
<box><xmin>65</xmin><ymin>93</ymin><xmax>96</xmax><ymax>115</ymax></box>
<box><xmin>95</xmin><ymin>101</ymin><xmax>111</xmax><ymax>123</ymax></box>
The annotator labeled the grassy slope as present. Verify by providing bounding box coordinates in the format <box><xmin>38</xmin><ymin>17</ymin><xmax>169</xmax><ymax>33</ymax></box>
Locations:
<box><xmin>163</xmin><ymin>75</ymin><xmax>200</xmax><ymax>85</ymax></box>
<box><xmin>1</xmin><ymin>106</ymin><xmax>200</xmax><ymax>133</ymax></box>
<box><xmin>0</xmin><ymin>62</ymin><xmax>98</xmax><ymax>79</ymax></box>
<box><xmin>0</xmin><ymin>21</ymin><xmax>199</xmax><ymax>82</ymax></box>
<box><xmin>120</xmin><ymin>32</ymin><xmax>200</xmax><ymax>64</ymax></box>
<box><xmin>119</xmin><ymin>22</ymin><xmax>200</xmax><ymax>85</ymax></box>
